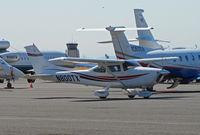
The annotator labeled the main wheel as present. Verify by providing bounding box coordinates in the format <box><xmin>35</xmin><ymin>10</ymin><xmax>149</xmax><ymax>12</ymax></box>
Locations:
<box><xmin>146</xmin><ymin>86</ymin><xmax>154</xmax><ymax>92</ymax></box>
<box><xmin>128</xmin><ymin>95</ymin><xmax>135</xmax><ymax>98</ymax></box>
<box><xmin>0</xmin><ymin>79</ymin><xmax>4</xmax><ymax>83</ymax></box>
<box><xmin>7</xmin><ymin>83</ymin><xmax>12</xmax><ymax>88</ymax></box>
<box><xmin>144</xmin><ymin>96</ymin><xmax>150</xmax><ymax>99</ymax></box>
<box><xmin>27</xmin><ymin>79</ymin><xmax>35</xmax><ymax>83</ymax></box>
<box><xmin>99</xmin><ymin>96</ymin><xmax>107</xmax><ymax>99</ymax></box>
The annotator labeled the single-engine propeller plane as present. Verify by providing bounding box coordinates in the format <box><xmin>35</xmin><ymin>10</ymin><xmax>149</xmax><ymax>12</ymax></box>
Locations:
<box><xmin>25</xmin><ymin>44</ymin><xmax>178</xmax><ymax>99</ymax></box>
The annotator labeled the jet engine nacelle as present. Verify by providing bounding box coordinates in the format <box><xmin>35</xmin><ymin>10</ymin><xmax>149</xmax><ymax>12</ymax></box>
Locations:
<box><xmin>2</xmin><ymin>54</ymin><xmax>20</xmax><ymax>63</ymax></box>
<box><xmin>0</xmin><ymin>40</ymin><xmax>10</xmax><ymax>50</ymax></box>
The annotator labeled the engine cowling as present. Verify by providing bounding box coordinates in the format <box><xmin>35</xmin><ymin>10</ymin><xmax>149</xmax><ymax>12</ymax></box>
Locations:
<box><xmin>0</xmin><ymin>40</ymin><xmax>10</xmax><ymax>50</ymax></box>
<box><xmin>2</xmin><ymin>54</ymin><xmax>20</xmax><ymax>63</ymax></box>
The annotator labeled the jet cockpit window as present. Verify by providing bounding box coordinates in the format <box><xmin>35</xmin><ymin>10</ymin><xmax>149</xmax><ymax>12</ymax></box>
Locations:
<box><xmin>107</xmin><ymin>65</ymin><xmax>121</xmax><ymax>72</ymax></box>
<box><xmin>179</xmin><ymin>56</ymin><xmax>182</xmax><ymax>61</ymax></box>
<box><xmin>93</xmin><ymin>66</ymin><xmax>106</xmax><ymax>73</ymax></box>
<box><xmin>123</xmin><ymin>62</ymin><xmax>139</xmax><ymax>71</ymax></box>
<box><xmin>6</xmin><ymin>56</ymin><xmax>18</xmax><ymax>59</ymax></box>
<box><xmin>185</xmin><ymin>55</ymin><xmax>189</xmax><ymax>61</ymax></box>
<box><xmin>191</xmin><ymin>55</ymin><xmax>195</xmax><ymax>61</ymax></box>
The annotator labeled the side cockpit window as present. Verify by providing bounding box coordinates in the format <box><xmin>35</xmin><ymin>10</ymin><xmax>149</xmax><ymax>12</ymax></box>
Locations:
<box><xmin>93</xmin><ymin>66</ymin><xmax>106</xmax><ymax>73</ymax></box>
<box><xmin>107</xmin><ymin>65</ymin><xmax>121</xmax><ymax>72</ymax></box>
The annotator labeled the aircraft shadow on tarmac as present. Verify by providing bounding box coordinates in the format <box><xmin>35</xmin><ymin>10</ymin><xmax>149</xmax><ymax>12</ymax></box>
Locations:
<box><xmin>34</xmin><ymin>95</ymin><xmax>190</xmax><ymax>102</ymax></box>
<box><xmin>154</xmin><ymin>90</ymin><xmax>200</xmax><ymax>94</ymax></box>
<box><xmin>32</xmin><ymin>90</ymin><xmax>200</xmax><ymax>102</ymax></box>
<box><xmin>0</xmin><ymin>87</ymin><xmax>29</xmax><ymax>92</ymax></box>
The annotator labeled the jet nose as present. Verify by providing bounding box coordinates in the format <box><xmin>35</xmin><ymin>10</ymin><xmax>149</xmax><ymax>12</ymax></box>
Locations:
<box><xmin>14</xmin><ymin>68</ymin><xmax>24</xmax><ymax>77</ymax></box>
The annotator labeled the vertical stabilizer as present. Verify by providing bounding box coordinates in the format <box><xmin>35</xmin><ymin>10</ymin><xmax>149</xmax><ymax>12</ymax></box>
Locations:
<box><xmin>25</xmin><ymin>45</ymin><xmax>70</xmax><ymax>74</ymax></box>
<box><xmin>106</xmin><ymin>27</ymin><xmax>137</xmax><ymax>59</ymax></box>
<box><xmin>134</xmin><ymin>9</ymin><xmax>163</xmax><ymax>49</ymax></box>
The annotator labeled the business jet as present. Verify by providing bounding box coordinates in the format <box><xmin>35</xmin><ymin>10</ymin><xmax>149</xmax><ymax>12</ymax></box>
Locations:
<box><xmin>0</xmin><ymin>47</ymin><xmax>75</xmax><ymax>83</ymax></box>
<box><xmin>82</xmin><ymin>9</ymin><xmax>200</xmax><ymax>89</ymax></box>
<box><xmin>124</xmin><ymin>9</ymin><xmax>200</xmax><ymax>87</ymax></box>
<box><xmin>24</xmin><ymin>43</ymin><xmax>177</xmax><ymax>99</ymax></box>
<box><xmin>91</xmin><ymin>25</ymin><xmax>200</xmax><ymax>89</ymax></box>
<box><xmin>0</xmin><ymin>58</ymin><xmax>24</xmax><ymax>88</ymax></box>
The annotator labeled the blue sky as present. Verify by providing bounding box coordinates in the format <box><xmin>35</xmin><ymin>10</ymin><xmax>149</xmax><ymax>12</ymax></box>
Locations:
<box><xmin>0</xmin><ymin>0</ymin><xmax>200</xmax><ymax>58</ymax></box>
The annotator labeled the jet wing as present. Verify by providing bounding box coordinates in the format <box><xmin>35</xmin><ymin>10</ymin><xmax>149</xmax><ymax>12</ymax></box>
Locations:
<box><xmin>134</xmin><ymin>57</ymin><xmax>179</xmax><ymax>63</ymax></box>
<box><xmin>24</xmin><ymin>74</ymin><xmax>54</xmax><ymax>80</ymax></box>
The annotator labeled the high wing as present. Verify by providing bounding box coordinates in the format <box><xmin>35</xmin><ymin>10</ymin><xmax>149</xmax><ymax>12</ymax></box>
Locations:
<box><xmin>49</xmin><ymin>57</ymin><xmax>178</xmax><ymax>65</ymax></box>
<box><xmin>49</xmin><ymin>57</ymin><xmax>128</xmax><ymax>65</ymax></box>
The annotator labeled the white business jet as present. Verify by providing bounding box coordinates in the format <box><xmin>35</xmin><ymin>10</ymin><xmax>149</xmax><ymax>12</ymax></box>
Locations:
<box><xmin>108</xmin><ymin>9</ymin><xmax>200</xmax><ymax>89</ymax></box>
<box><xmin>0</xmin><ymin>58</ymin><xmax>24</xmax><ymax>88</ymax></box>
<box><xmin>24</xmin><ymin>43</ymin><xmax>177</xmax><ymax>99</ymax></box>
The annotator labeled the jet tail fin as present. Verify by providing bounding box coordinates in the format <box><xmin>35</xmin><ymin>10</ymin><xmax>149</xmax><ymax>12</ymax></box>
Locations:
<box><xmin>134</xmin><ymin>9</ymin><xmax>163</xmax><ymax>49</ymax></box>
<box><xmin>24</xmin><ymin>44</ymin><xmax>70</xmax><ymax>74</ymax></box>
<box><xmin>77</xmin><ymin>26</ymin><xmax>151</xmax><ymax>59</ymax></box>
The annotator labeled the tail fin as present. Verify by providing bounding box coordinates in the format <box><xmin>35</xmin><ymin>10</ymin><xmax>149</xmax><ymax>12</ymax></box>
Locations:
<box><xmin>106</xmin><ymin>27</ymin><xmax>145</xmax><ymax>59</ymax></box>
<box><xmin>134</xmin><ymin>9</ymin><xmax>163</xmax><ymax>49</ymax></box>
<box><xmin>24</xmin><ymin>45</ymin><xmax>70</xmax><ymax>74</ymax></box>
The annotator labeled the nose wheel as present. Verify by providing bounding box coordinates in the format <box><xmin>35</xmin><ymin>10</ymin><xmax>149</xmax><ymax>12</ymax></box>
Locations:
<box><xmin>7</xmin><ymin>82</ymin><xmax>12</xmax><ymax>88</ymax></box>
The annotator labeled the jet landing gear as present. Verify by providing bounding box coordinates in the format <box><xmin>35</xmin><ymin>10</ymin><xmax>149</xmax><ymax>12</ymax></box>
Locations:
<box><xmin>94</xmin><ymin>86</ymin><xmax>110</xmax><ymax>99</ymax></box>
<box><xmin>5</xmin><ymin>80</ymin><xmax>14</xmax><ymax>89</ymax></box>
<box><xmin>27</xmin><ymin>79</ymin><xmax>35</xmax><ymax>83</ymax></box>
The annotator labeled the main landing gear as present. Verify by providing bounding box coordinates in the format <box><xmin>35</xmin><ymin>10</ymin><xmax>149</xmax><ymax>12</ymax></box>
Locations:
<box><xmin>27</xmin><ymin>79</ymin><xmax>35</xmax><ymax>83</ymax></box>
<box><xmin>123</xmin><ymin>88</ymin><xmax>152</xmax><ymax>99</ymax></box>
<box><xmin>94</xmin><ymin>86</ymin><xmax>110</xmax><ymax>99</ymax></box>
<box><xmin>94</xmin><ymin>86</ymin><xmax>153</xmax><ymax>99</ymax></box>
<box><xmin>5</xmin><ymin>79</ymin><xmax>13</xmax><ymax>89</ymax></box>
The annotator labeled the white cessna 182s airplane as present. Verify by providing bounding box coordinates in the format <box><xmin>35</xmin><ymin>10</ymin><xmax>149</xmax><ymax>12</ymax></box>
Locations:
<box><xmin>0</xmin><ymin>58</ymin><xmax>24</xmax><ymax>88</ymax></box>
<box><xmin>24</xmin><ymin>43</ymin><xmax>177</xmax><ymax>99</ymax></box>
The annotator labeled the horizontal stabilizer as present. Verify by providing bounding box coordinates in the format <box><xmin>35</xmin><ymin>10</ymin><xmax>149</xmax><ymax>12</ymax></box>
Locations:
<box><xmin>98</xmin><ymin>39</ymin><xmax>138</xmax><ymax>44</ymax></box>
<box><xmin>97</xmin><ymin>38</ymin><xmax>170</xmax><ymax>44</ymax></box>
<box><xmin>77</xmin><ymin>26</ymin><xmax>153</xmax><ymax>32</ymax></box>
